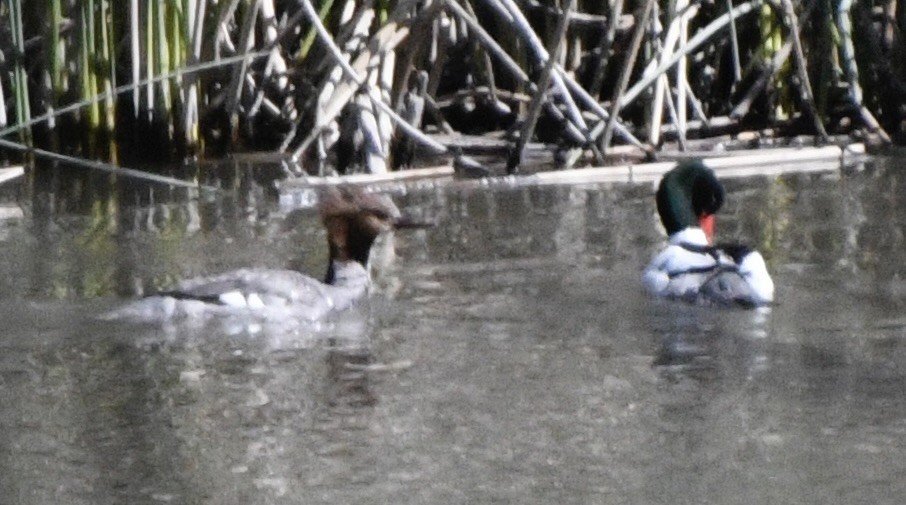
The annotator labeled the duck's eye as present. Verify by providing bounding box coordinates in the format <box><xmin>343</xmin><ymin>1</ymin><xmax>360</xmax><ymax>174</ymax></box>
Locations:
<box><xmin>371</xmin><ymin>210</ymin><xmax>391</xmax><ymax>220</ymax></box>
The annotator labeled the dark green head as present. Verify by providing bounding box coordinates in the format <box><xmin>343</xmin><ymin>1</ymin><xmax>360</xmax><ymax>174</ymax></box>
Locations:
<box><xmin>655</xmin><ymin>160</ymin><xmax>724</xmax><ymax>237</ymax></box>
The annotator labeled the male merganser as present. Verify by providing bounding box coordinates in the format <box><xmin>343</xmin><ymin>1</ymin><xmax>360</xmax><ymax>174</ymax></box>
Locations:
<box><xmin>105</xmin><ymin>186</ymin><xmax>425</xmax><ymax>323</ymax></box>
<box><xmin>642</xmin><ymin>160</ymin><xmax>774</xmax><ymax>307</ymax></box>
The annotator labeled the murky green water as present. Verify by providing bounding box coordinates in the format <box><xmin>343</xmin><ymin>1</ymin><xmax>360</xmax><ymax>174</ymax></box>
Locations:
<box><xmin>2</xmin><ymin>156</ymin><xmax>906</xmax><ymax>504</ymax></box>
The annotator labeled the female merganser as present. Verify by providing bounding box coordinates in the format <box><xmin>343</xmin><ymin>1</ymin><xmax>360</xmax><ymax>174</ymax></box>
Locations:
<box><xmin>642</xmin><ymin>160</ymin><xmax>774</xmax><ymax>307</ymax></box>
<box><xmin>106</xmin><ymin>186</ymin><xmax>424</xmax><ymax>323</ymax></box>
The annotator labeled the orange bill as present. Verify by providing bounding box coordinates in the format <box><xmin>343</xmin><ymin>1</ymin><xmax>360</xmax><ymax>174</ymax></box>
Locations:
<box><xmin>699</xmin><ymin>214</ymin><xmax>716</xmax><ymax>244</ymax></box>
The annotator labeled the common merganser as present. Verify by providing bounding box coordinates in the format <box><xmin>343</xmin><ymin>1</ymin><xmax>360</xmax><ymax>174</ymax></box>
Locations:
<box><xmin>105</xmin><ymin>186</ymin><xmax>425</xmax><ymax>323</ymax></box>
<box><xmin>642</xmin><ymin>160</ymin><xmax>774</xmax><ymax>307</ymax></box>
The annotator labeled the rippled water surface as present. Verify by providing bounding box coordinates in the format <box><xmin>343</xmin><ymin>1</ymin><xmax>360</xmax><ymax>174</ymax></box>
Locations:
<box><xmin>3</xmin><ymin>156</ymin><xmax>906</xmax><ymax>504</ymax></box>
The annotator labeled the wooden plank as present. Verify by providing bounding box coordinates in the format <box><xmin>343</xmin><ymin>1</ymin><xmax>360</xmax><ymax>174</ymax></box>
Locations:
<box><xmin>704</xmin><ymin>145</ymin><xmax>844</xmax><ymax>167</ymax></box>
<box><xmin>0</xmin><ymin>204</ymin><xmax>24</xmax><ymax>220</ymax></box>
<box><xmin>279</xmin><ymin>144</ymin><xmax>864</xmax><ymax>198</ymax></box>
<box><xmin>0</xmin><ymin>166</ymin><xmax>24</xmax><ymax>186</ymax></box>
<box><xmin>529</xmin><ymin>145</ymin><xmax>855</xmax><ymax>186</ymax></box>
<box><xmin>282</xmin><ymin>165</ymin><xmax>454</xmax><ymax>187</ymax></box>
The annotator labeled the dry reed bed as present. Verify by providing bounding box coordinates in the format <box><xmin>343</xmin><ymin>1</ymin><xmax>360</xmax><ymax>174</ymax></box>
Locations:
<box><xmin>0</xmin><ymin>0</ymin><xmax>900</xmax><ymax>184</ymax></box>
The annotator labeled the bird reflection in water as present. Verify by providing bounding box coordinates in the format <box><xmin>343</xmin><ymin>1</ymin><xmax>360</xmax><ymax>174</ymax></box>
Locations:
<box><xmin>653</xmin><ymin>332</ymin><xmax>719</xmax><ymax>382</ymax></box>
<box><xmin>324</xmin><ymin>339</ymin><xmax>378</xmax><ymax>409</ymax></box>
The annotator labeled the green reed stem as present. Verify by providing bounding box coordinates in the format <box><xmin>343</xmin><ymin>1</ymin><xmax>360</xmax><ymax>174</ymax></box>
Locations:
<box><xmin>0</xmin><ymin>50</ymin><xmax>269</xmax><ymax>139</ymax></box>
<box><xmin>168</xmin><ymin>0</ymin><xmax>187</xmax><ymax>139</ymax></box>
<box><xmin>98</xmin><ymin>0</ymin><xmax>116</xmax><ymax>133</ymax></box>
<box><xmin>145</xmin><ymin>0</ymin><xmax>155</xmax><ymax>121</ymax></box>
<box><xmin>50</xmin><ymin>0</ymin><xmax>65</xmax><ymax>101</ymax></box>
<box><xmin>298</xmin><ymin>0</ymin><xmax>336</xmax><ymax>59</ymax></box>
<box><xmin>85</xmin><ymin>0</ymin><xmax>101</xmax><ymax>132</ymax></box>
<box><xmin>130</xmin><ymin>0</ymin><xmax>140</xmax><ymax>117</ymax></box>
<box><xmin>9</xmin><ymin>0</ymin><xmax>32</xmax><ymax>145</ymax></box>
<box><xmin>183</xmin><ymin>0</ymin><xmax>207</xmax><ymax>147</ymax></box>
<box><xmin>155</xmin><ymin>0</ymin><xmax>172</xmax><ymax>121</ymax></box>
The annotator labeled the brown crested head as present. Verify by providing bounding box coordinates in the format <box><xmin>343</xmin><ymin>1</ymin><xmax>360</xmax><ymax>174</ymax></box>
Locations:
<box><xmin>319</xmin><ymin>186</ymin><xmax>403</xmax><ymax>283</ymax></box>
<box><xmin>320</xmin><ymin>186</ymin><xmax>401</xmax><ymax>237</ymax></box>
